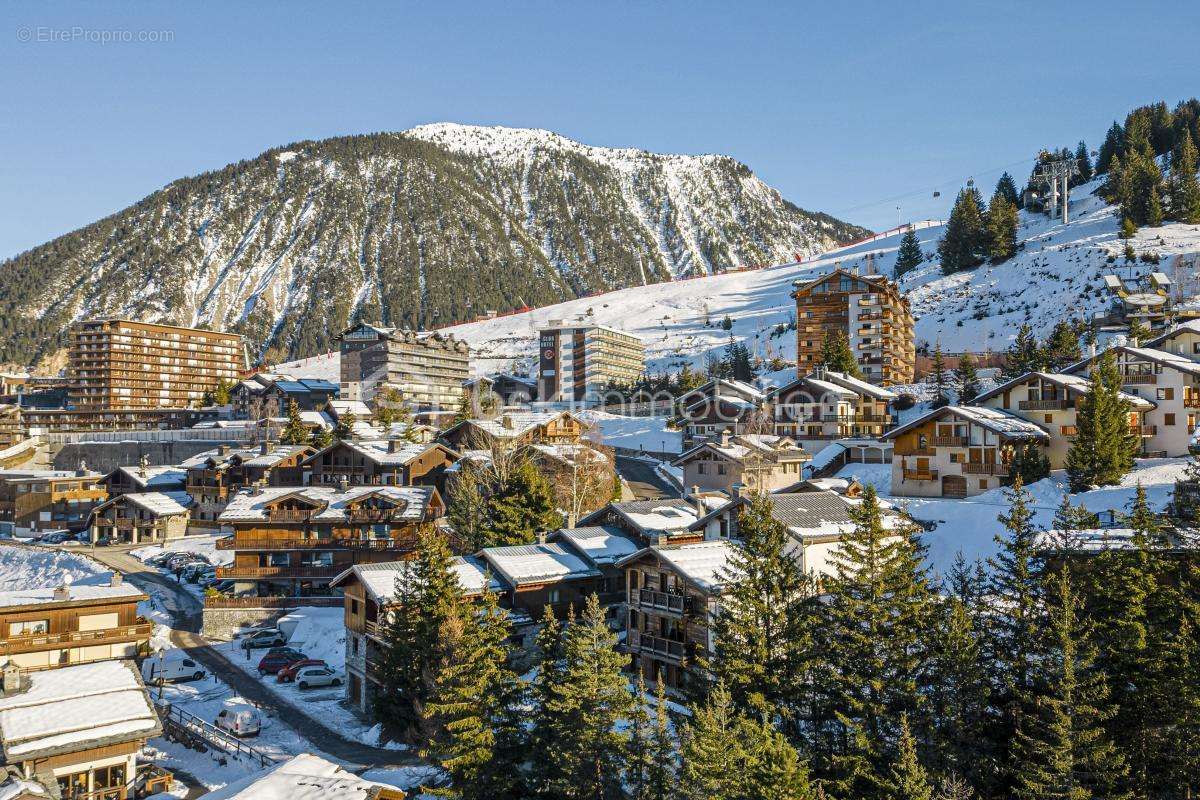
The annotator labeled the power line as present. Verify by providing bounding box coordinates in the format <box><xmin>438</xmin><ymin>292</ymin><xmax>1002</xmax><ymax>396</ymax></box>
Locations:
<box><xmin>829</xmin><ymin>154</ymin><xmax>1039</xmax><ymax>217</ymax></box>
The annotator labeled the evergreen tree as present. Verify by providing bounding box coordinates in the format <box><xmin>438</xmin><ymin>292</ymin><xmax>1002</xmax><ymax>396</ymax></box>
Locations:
<box><xmin>1096</xmin><ymin>121</ymin><xmax>1125</xmax><ymax>175</ymax></box>
<box><xmin>625</xmin><ymin>677</ymin><xmax>655</xmax><ymax>800</ymax></box>
<box><xmin>333</xmin><ymin>411</ymin><xmax>356</xmax><ymax>440</ymax></box>
<box><xmin>938</xmin><ymin>188</ymin><xmax>989</xmax><ymax>274</ymax></box>
<box><xmin>1043</xmin><ymin>320</ymin><xmax>1082</xmax><ymax>370</ymax></box>
<box><xmin>1008</xmin><ymin>441</ymin><xmax>1051</xmax><ymax>486</ymax></box>
<box><xmin>707</xmin><ymin>492</ymin><xmax>814</xmax><ymax>726</ymax></box>
<box><xmin>627</xmin><ymin>678</ymin><xmax>676</xmax><ymax>800</ymax></box>
<box><xmin>986</xmin><ymin>192</ymin><xmax>1019</xmax><ymax>263</ymax></box>
<box><xmin>954</xmin><ymin>351</ymin><xmax>981</xmax><ymax>404</ymax></box>
<box><xmin>1119</xmin><ymin>118</ymin><xmax>1166</xmax><ymax>228</ymax></box>
<box><xmin>894</xmin><ymin>229</ymin><xmax>924</xmax><ymax>277</ymax></box>
<box><xmin>373</xmin><ymin>560</ymin><xmax>424</xmax><ymax>742</ymax></box>
<box><xmin>1075</xmin><ymin>141</ymin><xmax>1094</xmax><ymax>184</ymax></box>
<box><xmin>1002</xmin><ymin>324</ymin><xmax>1045</xmax><ymax>378</ymax></box>
<box><xmin>820</xmin><ymin>330</ymin><xmax>864</xmax><ymax>379</ymax></box>
<box><xmin>527</xmin><ymin>607</ymin><xmax>567</xmax><ymax>795</ymax></box>
<box><xmin>814</xmin><ymin>486</ymin><xmax>935</xmax><ymax>799</ymax></box>
<box><xmin>1012</xmin><ymin>570</ymin><xmax>1127</xmax><ymax>800</ymax></box>
<box><xmin>537</xmin><ymin>594</ymin><xmax>632</xmax><ymax>800</ymax></box>
<box><xmin>1168</xmin><ymin>130</ymin><xmax>1200</xmax><ymax>224</ymax></box>
<box><xmin>1064</xmin><ymin>350</ymin><xmax>1137</xmax><ymax>492</ymax></box>
<box><xmin>212</xmin><ymin>379</ymin><xmax>232</xmax><ymax>406</ymax></box>
<box><xmin>931</xmin><ymin>343</ymin><xmax>950</xmax><ymax>408</ymax></box>
<box><xmin>995</xmin><ymin>172</ymin><xmax>1020</xmax><ymax>207</ymax></box>
<box><xmin>424</xmin><ymin>586</ymin><xmax>527</xmax><ymax>800</ymax></box>
<box><xmin>309</xmin><ymin>425</ymin><xmax>333</xmax><ymax>449</ymax></box>
<box><xmin>280</xmin><ymin>398</ymin><xmax>309</xmax><ymax>445</ymax></box>
<box><xmin>723</xmin><ymin>336</ymin><xmax>756</xmax><ymax>382</ymax></box>
<box><xmin>886</xmin><ymin>715</ymin><xmax>932</xmax><ymax>800</ymax></box>
<box><xmin>484</xmin><ymin>459</ymin><xmax>562</xmax><ymax>547</ymax></box>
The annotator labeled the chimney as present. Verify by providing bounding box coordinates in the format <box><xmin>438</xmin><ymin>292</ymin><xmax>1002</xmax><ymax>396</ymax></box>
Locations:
<box><xmin>53</xmin><ymin>584</ymin><xmax>70</xmax><ymax>603</ymax></box>
<box><xmin>337</xmin><ymin>475</ymin><xmax>350</xmax><ymax>493</ymax></box>
<box><xmin>718</xmin><ymin>429</ymin><xmax>732</xmax><ymax>447</ymax></box>
<box><xmin>689</xmin><ymin>489</ymin><xmax>705</xmax><ymax>516</ymax></box>
<box><xmin>536</xmin><ymin>530</ymin><xmax>547</xmax><ymax>544</ymax></box>
<box><xmin>1</xmin><ymin>663</ymin><xmax>20</xmax><ymax>696</ymax></box>
<box><xmin>218</xmin><ymin>445</ymin><xmax>230</xmax><ymax>456</ymax></box>
<box><xmin>388</xmin><ymin>439</ymin><xmax>401</xmax><ymax>454</ymax></box>
<box><xmin>110</xmin><ymin>572</ymin><xmax>123</xmax><ymax>588</ymax></box>
<box><xmin>730</xmin><ymin>483</ymin><xmax>744</xmax><ymax>500</ymax></box>
<box><xmin>656</xmin><ymin>534</ymin><xmax>670</xmax><ymax>547</ymax></box>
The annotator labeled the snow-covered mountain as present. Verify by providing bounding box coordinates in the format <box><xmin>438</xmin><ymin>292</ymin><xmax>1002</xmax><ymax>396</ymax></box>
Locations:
<box><xmin>437</xmin><ymin>178</ymin><xmax>1200</xmax><ymax>377</ymax></box>
<box><xmin>0</xmin><ymin>124</ymin><xmax>867</xmax><ymax>367</ymax></box>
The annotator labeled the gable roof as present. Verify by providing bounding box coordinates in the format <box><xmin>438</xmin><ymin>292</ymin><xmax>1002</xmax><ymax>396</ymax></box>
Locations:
<box><xmin>107</xmin><ymin>465</ymin><xmax>186</xmax><ymax>490</ymax></box>
<box><xmin>550</xmin><ymin>525</ymin><xmax>641</xmax><ymax>566</ymax></box>
<box><xmin>881</xmin><ymin>405</ymin><xmax>1050</xmax><ymax>442</ymax></box>
<box><xmin>179</xmin><ymin>444</ymin><xmax>313</xmax><ymax>471</ymax></box>
<box><xmin>0</xmin><ymin>576</ymin><xmax>145</xmax><ymax>610</ymax></box>
<box><xmin>672</xmin><ymin>434</ymin><xmax>809</xmax><ymax>467</ymax></box>
<box><xmin>617</xmin><ymin>539</ymin><xmax>737</xmax><ymax>592</ymax></box>
<box><xmin>441</xmin><ymin>411</ymin><xmax>585</xmax><ymax>443</ymax></box>
<box><xmin>790</xmin><ymin>266</ymin><xmax>900</xmax><ymax>297</ymax></box>
<box><xmin>330</xmin><ymin>555</ymin><xmax>503</xmax><ymax>602</ymax></box>
<box><xmin>819</xmin><ymin>370</ymin><xmax>898</xmax><ymax>400</ymax></box>
<box><xmin>219</xmin><ymin>485</ymin><xmax>438</xmax><ymax>523</ymax></box>
<box><xmin>1144</xmin><ymin>319</ymin><xmax>1200</xmax><ymax>349</ymax></box>
<box><xmin>302</xmin><ymin>439</ymin><xmax>455</xmax><ymax>468</ymax></box>
<box><xmin>1065</xmin><ymin>345</ymin><xmax>1200</xmax><ymax>377</ymax></box>
<box><xmin>579</xmin><ymin>498</ymin><xmax>703</xmax><ymax>539</ymax></box>
<box><xmin>477</xmin><ymin>542</ymin><xmax>601</xmax><ymax>587</ymax></box>
<box><xmin>199</xmin><ymin>753</ymin><xmax>403</xmax><ymax>800</ymax></box>
<box><xmin>973</xmin><ymin>371</ymin><xmax>1154</xmax><ymax>409</ymax></box>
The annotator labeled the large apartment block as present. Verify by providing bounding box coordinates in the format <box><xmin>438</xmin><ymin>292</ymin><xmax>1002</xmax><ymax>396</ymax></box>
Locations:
<box><xmin>68</xmin><ymin>319</ymin><xmax>244</xmax><ymax>411</ymax></box>
<box><xmin>537</xmin><ymin>319</ymin><xmax>645</xmax><ymax>402</ymax></box>
<box><xmin>791</xmin><ymin>268</ymin><xmax>915</xmax><ymax>385</ymax></box>
<box><xmin>338</xmin><ymin>323</ymin><xmax>470</xmax><ymax>410</ymax></box>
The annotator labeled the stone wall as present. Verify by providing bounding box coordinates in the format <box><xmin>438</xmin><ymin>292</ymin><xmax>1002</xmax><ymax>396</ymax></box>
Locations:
<box><xmin>50</xmin><ymin>439</ymin><xmax>244</xmax><ymax>473</ymax></box>
<box><xmin>200</xmin><ymin>606</ymin><xmax>291</xmax><ymax>641</ymax></box>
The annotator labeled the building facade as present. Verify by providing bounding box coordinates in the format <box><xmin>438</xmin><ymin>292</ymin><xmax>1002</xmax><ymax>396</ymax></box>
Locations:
<box><xmin>791</xmin><ymin>268</ymin><xmax>915</xmax><ymax>385</ymax></box>
<box><xmin>537</xmin><ymin>320</ymin><xmax>645</xmax><ymax>403</ymax></box>
<box><xmin>338</xmin><ymin>323</ymin><xmax>470</xmax><ymax>410</ymax></box>
<box><xmin>0</xmin><ymin>470</ymin><xmax>107</xmax><ymax>535</ymax></box>
<box><xmin>68</xmin><ymin>319</ymin><xmax>244</xmax><ymax>411</ymax></box>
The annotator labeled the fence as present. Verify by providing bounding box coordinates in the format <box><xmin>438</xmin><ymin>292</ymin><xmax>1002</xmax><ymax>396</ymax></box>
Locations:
<box><xmin>43</xmin><ymin>427</ymin><xmax>258</xmax><ymax>445</ymax></box>
<box><xmin>156</xmin><ymin>702</ymin><xmax>280</xmax><ymax>768</ymax></box>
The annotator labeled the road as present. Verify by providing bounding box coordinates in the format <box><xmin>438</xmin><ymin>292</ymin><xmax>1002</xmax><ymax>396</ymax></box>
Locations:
<box><xmin>614</xmin><ymin>455</ymin><xmax>681</xmax><ymax>500</ymax></box>
<box><xmin>88</xmin><ymin>547</ymin><xmax>420</xmax><ymax>768</ymax></box>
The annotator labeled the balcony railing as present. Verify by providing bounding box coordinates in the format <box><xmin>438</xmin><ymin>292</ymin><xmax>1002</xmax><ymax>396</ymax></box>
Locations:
<box><xmin>630</xmin><ymin>588</ymin><xmax>688</xmax><ymax>615</ymax></box>
<box><xmin>266</xmin><ymin>510</ymin><xmax>315</xmax><ymax>523</ymax></box>
<box><xmin>203</xmin><ymin>596</ymin><xmax>343</xmax><ymax>609</ymax></box>
<box><xmin>216</xmin><ymin>535</ymin><xmax>425</xmax><ymax>552</ymax></box>
<box><xmin>932</xmin><ymin>436</ymin><xmax>968</xmax><ymax>447</ymax></box>
<box><xmin>1121</xmin><ymin>373</ymin><xmax>1157</xmax><ymax>385</ymax></box>
<box><xmin>902</xmin><ymin>469</ymin><xmax>938</xmax><ymax>482</ymax></box>
<box><xmin>215</xmin><ymin>565</ymin><xmax>341</xmax><ymax>579</ymax></box>
<box><xmin>0</xmin><ymin>621</ymin><xmax>153</xmax><ymax>656</ymax></box>
<box><xmin>963</xmin><ymin>463</ymin><xmax>1008</xmax><ymax>476</ymax></box>
<box><xmin>1132</xmin><ymin>425</ymin><xmax>1157</xmax><ymax>436</ymax></box>
<box><xmin>627</xmin><ymin>629</ymin><xmax>688</xmax><ymax>662</ymax></box>
<box><xmin>1018</xmin><ymin>399</ymin><xmax>1071</xmax><ymax>411</ymax></box>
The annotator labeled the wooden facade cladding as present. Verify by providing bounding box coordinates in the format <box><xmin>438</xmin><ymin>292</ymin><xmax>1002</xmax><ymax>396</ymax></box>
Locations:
<box><xmin>0</xmin><ymin>594</ymin><xmax>150</xmax><ymax>669</ymax></box>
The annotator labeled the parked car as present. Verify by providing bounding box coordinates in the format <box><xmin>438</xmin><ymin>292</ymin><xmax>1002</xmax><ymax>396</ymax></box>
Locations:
<box><xmin>294</xmin><ymin>665</ymin><xmax>344</xmax><ymax>690</ymax></box>
<box><xmin>275</xmin><ymin>658</ymin><xmax>327</xmax><ymax>682</ymax></box>
<box><xmin>256</xmin><ymin>648</ymin><xmax>307</xmax><ymax>676</ymax></box>
<box><xmin>141</xmin><ymin>655</ymin><xmax>206</xmax><ymax>684</ymax></box>
<box><xmin>215</xmin><ymin>705</ymin><xmax>262</xmax><ymax>737</ymax></box>
<box><xmin>241</xmin><ymin>628</ymin><xmax>288</xmax><ymax>649</ymax></box>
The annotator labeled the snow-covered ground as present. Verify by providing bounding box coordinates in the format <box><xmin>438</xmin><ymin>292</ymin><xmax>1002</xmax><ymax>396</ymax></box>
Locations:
<box><xmin>131</xmin><ymin>533</ymin><xmax>234</xmax><ymax>567</ymax></box>
<box><xmin>581</xmin><ymin>410</ymin><xmax>682</xmax><ymax>454</ymax></box>
<box><xmin>0</xmin><ymin>543</ymin><xmax>106</xmax><ymax>589</ymax></box>
<box><xmin>838</xmin><ymin>457</ymin><xmax>1189</xmax><ymax>579</ymax></box>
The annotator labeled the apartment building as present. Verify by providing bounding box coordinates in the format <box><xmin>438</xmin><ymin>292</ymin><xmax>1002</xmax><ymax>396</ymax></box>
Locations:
<box><xmin>20</xmin><ymin>407</ymin><xmax>216</xmax><ymax>434</ymax></box>
<box><xmin>882</xmin><ymin>405</ymin><xmax>1050</xmax><ymax>498</ymax></box>
<box><xmin>68</xmin><ymin>319</ymin><xmax>244</xmax><ymax>411</ymax></box>
<box><xmin>537</xmin><ymin>320</ymin><xmax>645</xmax><ymax>403</ymax></box>
<box><xmin>791</xmin><ymin>267</ymin><xmax>915</xmax><ymax>385</ymax></box>
<box><xmin>0</xmin><ymin>470</ymin><xmax>107</xmax><ymax>536</ymax></box>
<box><xmin>215</xmin><ymin>484</ymin><xmax>450</xmax><ymax>598</ymax></box>
<box><xmin>0</xmin><ymin>574</ymin><xmax>150</xmax><ymax>671</ymax></box>
<box><xmin>975</xmin><ymin>371</ymin><xmax>1154</xmax><ymax>467</ymax></box>
<box><xmin>182</xmin><ymin>444</ymin><xmax>312</xmax><ymax>533</ymax></box>
<box><xmin>337</xmin><ymin>323</ymin><xmax>470</xmax><ymax>410</ymax></box>
<box><xmin>1065</xmin><ymin>345</ymin><xmax>1200</xmax><ymax>458</ymax></box>
<box><xmin>769</xmin><ymin>369</ymin><xmax>896</xmax><ymax>445</ymax></box>
<box><xmin>88</xmin><ymin>491</ymin><xmax>193</xmax><ymax>545</ymax></box>
<box><xmin>672</xmin><ymin>433</ymin><xmax>811</xmax><ymax>495</ymax></box>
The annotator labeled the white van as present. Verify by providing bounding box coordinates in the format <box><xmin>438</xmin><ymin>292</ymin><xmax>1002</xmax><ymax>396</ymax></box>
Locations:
<box><xmin>142</xmin><ymin>655</ymin><xmax>207</xmax><ymax>685</ymax></box>
<box><xmin>215</xmin><ymin>705</ymin><xmax>262</xmax><ymax>738</ymax></box>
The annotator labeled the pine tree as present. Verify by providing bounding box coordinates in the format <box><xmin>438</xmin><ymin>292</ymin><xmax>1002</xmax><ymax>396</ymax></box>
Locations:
<box><xmin>707</xmin><ymin>492</ymin><xmax>814</xmax><ymax>726</ymax></box>
<box><xmin>954</xmin><ymin>351</ymin><xmax>981</xmax><ymax>404</ymax></box>
<box><xmin>484</xmin><ymin>459</ymin><xmax>562</xmax><ymax>547</ymax></box>
<box><xmin>1008</xmin><ymin>441</ymin><xmax>1050</xmax><ymax>486</ymax></box>
<box><xmin>1064</xmin><ymin>350</ymin><xmax>1137</xmax><ymax>492</ymax></box>
<box><xmin>373</xmin><ymin>562</ymin><xmax>425</xmax><ymax>742</ymax></box>
<box><xmin>424</xmin><ymin>587</ymin><xmax>527</xmax><ymax>800</ymax></box>
<box><xmin>885</xmin><ymin>715</ymin><xmax>932</xmax><ymax>800</ymax></box>
<box><xmin>213</xmin><ymin>379</ymin><xmax>232</xmax><ymax>406</ymax></box>
<box><xmin>930</xmin><ymin>343</ymin><xmax>950</xmax><ymax>408</ymax></box>
<box><xmin>938</xmin><ymin>188</ymin><xmax>989</xmax><ymax>274</ymax></box>
<box><xmin>538</xmin><ymin>594</ymin><xmax>631</xmax><ymax>800</ymax></box>
<box><xmin>1043</xmin><ymin>320</ymin><xmax>1082</xmax><ymax>370</ymax></box>
<box><xmin>820</xmin><ymin>330</ymin><xmax>864</xmax><ymax>379</ymax></box>
<box><xmin>1168</xmin><ymin>130</ymin><xmax>1200</xmax><ymax>224</ymax></box>
<box><xmin>1002</xmin><ymin>324</ymin><xmax>1045</xmax><ymax>378</ymax></box>
<box><xmin>986</xmin><ymin>192</ymin><xmax>1019</xmax><ymax>264</ymax></box>
<box><xmin>995</xmin><ymin>172</ymin><xmax>1020</xmax><ymax>207</ymax></box>
<box><xmin>1012</xmin><ymin>570</ymin><xmax>1127</xmax><ymax>800</ymax></box>
<box><xmin>310</xmin><ymin>425</ymin><xmax>333</xmax><ymax>449</ymax></box>
<box><xmin>333</xmin><ymin>411</ymin><xmax>356</xmax><ymax>440</ymax></box>
<box><xmin>894</xmin><ymin>229</ymin><xmax>924</xmax><ymax>277</ymax></box>
<box><xmin>280</xmin><ymin>398</ymin><xmax>309</xmax><ymax>445</ymax></box>
<box><xmin>527</xmin><ymin>607</ymin><xmax>567</xmax><ymax>796</ymax></box>
<box><xmin>814</xmin><ymin>486</ymin><xmax>935</xmax><ymax>799</ymax></box>
<box><xmin>1097</xmin><ymin>121</ymin><xmax>1124</xmax><ymax>175</ymax></box>
<box><xmin>627</xmin><ymin>678</ymin><xmax>677</xmax><ymax>800</ymax></box>
<box><xmin>1075</xmin><ymin>141</ymin><xmax>1094</xmax><ymax>184</ymax></box>
<box><xmin>1120</xmin><ymin>118</ymin><xmax>1166</xmax><ymax>228</ymax></box>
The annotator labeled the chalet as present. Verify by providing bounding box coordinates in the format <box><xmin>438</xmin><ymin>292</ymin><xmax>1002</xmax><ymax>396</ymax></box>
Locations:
<box><xmin>675</xmin><ymin>379</ymin><xmax>766</xmax><ymax>448</ymax></box>
<box><xmin>477</xmin><ymin>540</ymin><xmax>611</xmax><ymax>625</ymax></box>
<box><xmin>577</xmin><ymin>498</ymin><xmax>711</xmax><ymax>545</ymax></box>
<box><xmin>182</xmin><ymin>444</ymin><xmax>312</xmax><ymax>534</ymax></box>
<box><xmin>617</xmin><ymin>539</ymin><xmax>736</xmax><ymax>692</ymax></box>
<box><xmin>230</xmin><ymin>374</ymin><xmax>339</xmax><ymax>419</ymax></box>
<box><xmin>672</xmin><ymin>433</ymin><xmax>810</xmax><ymax>495</ymax></box>
<box><xmin>769</xmin><ymin>369</ymin><xmax>896</xmax><ymax>444</ymax></box>
<box><xmin>975</xmin><ymin>371</ymin><xmax>1154</xmax><ymax>467</ymax></box>
<box><xmin>464</xmin><ymin>374</ymin><xmax>538</xmax><ymax>406</ymax></box>
<box><xmin>102</xmin><ymin>463</ymin><xmax>186</xmax><ymax>497</ymax></box>
<box><xmin>1065</xmin><ymin>345</ymin><xmax>1200</xmax><ymax>457</ymax></box>
<box><xmin>881</xmin><ymin>405</ymin><xmax>1050</xmax><ymax>498</ymax></box>
<box><xmin>0</xmin><ymin>660</ymin><xmax>160</xmax><ymax>800</ymax></box>
<box><xmin>88</xmin><ymin>491</ymin><xmax>193</xmax><ymax>545</ymax></box>
<box><xmin>216</xmin><ymin>484</ymin><xmax>450</xmax><ymax>598</ymax></box>
<box><xmin>525</xmin><ymin>442</ymin><xmax>616</xmax><ymax>524</ymax></box>
<box><xmin>437</xmin><ymin>410</ymin><xmax>587</xmax><ymax>451</ymax></box>
<box><xmin>0</xmin><ymin>471</ymin><xmax>107</xmax><ymax>536</ymax></box>
<box><xmin>331</xmin><ymin>557</ymin><xmax>503</xmax><ymax>715</ymax></box>
<box><xmin>0</xmin><ymin>574</ymin><xmax>150</xmax><ymax>671</ymax></box>
<box><xmin>192</xmin><ymin>753</ymin><xmax>405</xmax><ymax>799</ymax></box>
<box><xmin>301</xmin><ymin>440</ymin><xmax>459</xmax><ymax>490</ymax></box>
<box><xmin>548</xmin><ymin>525</ymin><xmax>641</xmax><ymax>618</ymax></box>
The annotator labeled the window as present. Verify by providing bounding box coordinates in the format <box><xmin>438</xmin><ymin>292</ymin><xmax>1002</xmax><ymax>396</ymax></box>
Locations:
<box><xmin>979</xmin><ymin>479</ymin><xmax>988</xmax><ymax>490</ymax></box>
<box><xmin>349</xmin><ymin>599</ymin><xmax>359</xmax><ymax>615</ymax></box>
<box><xmin>1165</xmin><ymin>413</ymin><xmax>1176</xmax><ymax>426</ymax></box>
<box><xmin>9</xmin><ymin>619</ymin><xmax>48</xmax><ymax>636</ymax></box>
<box><xmin>1158</xmin><ymin>388</ymin><xmax>1175</xmax><ymax>401</ymax></box>
<box><xmin>548</xmin><ymin>589</ymin><xmax>562</xmax><ymax>604</ymax></box>
<box><xmin>1044</xmin><ymin>414</ymin><xmax>1053</xmax><ymax>423</ymax></box>
<box><xmin>93</xmin><ymin>763</ymin><xmax>126</xmax><ymax>790</ymax></box>
<box><xmin>717</xmin><ymin>463</ymin><xmax>727</xmax><ymax>476</ymax></box>
<box><xmin>697</xmin><ymin>463</ymin><xmax>707</xmax><ymax>475</ymax></box>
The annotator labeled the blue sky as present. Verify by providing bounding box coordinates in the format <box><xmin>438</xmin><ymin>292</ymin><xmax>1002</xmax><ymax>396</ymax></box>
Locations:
<box><xmin>1</xmin><ymin>0</ymin><xmax>1196</xmax><ymax>258</ymax></box>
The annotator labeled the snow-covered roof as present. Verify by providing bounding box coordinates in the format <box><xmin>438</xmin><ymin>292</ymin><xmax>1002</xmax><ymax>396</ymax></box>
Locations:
<box><xmin>0</xmin><ymin>661</ymin><xmax>159</xmax><ymax>761</ymax></box>
<box><xmin>551</xmin><ymin>525</ymin><xmax>641</xmax><ymax>566</ymax></box>
<box><xmin>180</xmin><ymin>444</ymin><xmax>311</xmax><ymax>470</ymax></box>
<box><xmin>882</xmin><ymin>405</ymin><xmax>1049</xmax><ymax>442</ymax></box>
<box><xmin>305</xmin><ymin>439</ymin><xmax>449</xmax><ymax>467</ymax></box>
<box><xmin>109</xmin><ymin>465</ymin><xmax>186</xmax><ymax>490</ymax></box>
<box><xmin>585</xmin><ymin>499</ymin><xmax>703</xmax><ymax>538</ymax></box>
<box><xmin>618</xmin><ymin>540</ymin><xmax>737</xmax><ymax>592</ymax></box>
<box><xmin>327</xmin><ymin>400</ymin><xmax>372</xmax><ymax>419</ymax></box>
<box><xmin>0</xmin><ymin>577</ymin><xmax>144</xmax><ymax>609</ymax></box>
<box><xmin>1120</xmin><ymin>346</ymin><xmax>1200</xmax><ymax>376</ymax></box>
<box><xmin>974</xmin><ymin>371</ymin><xmax>1154</xmax><ymax>409</ymax></box>
<box><xmin>197</xmin><ymin>753</ymin><xmax>401</xmax><ymax>800</ymax></box>
<box><xmin>449</xmin><ymin>411</ymin><xmax>584</xmax><ymax>441</ymax></box>
<box><xmin>100</xmin><ymin>490</ymin><xmax>193</xmax><ymax>518</ymax></box>
<box><xmin>219</xmin><ymin>485</ymin><xmax>436</xmax><ymax>523</ymax></box>
<box><xmin>330</xmin><ymin>555</ymin><xmax>502</xmax><ymax>602</ymax></box>
<box><xmin>820</xmin><ymin>370</ymin><xmax>898</xmax><ymax>400</ymax></box>
<box><xmin>527</xmin><ymin>442</ymin><xmax>608</xmax><ymax>466</ymax></box>
<box><xmin>478</xmin><ymin>542</ymin><xmax>600</xmax><ymax>587</ymax></box>
<box><xmin>673</xmin><ymin>434</ymin><xmax>809</xmax><ymax>466</ymax></box>
<box><xmin>1144</xmin><ymin>319</ymin><xmax>1200</xmax><ymax>348</ymax></box>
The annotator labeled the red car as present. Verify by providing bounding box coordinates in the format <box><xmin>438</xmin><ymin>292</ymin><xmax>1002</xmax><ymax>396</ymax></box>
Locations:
<box><xmin>256</xmin><ymin>648</ymin><xmax>307</xmax><ymax>676</ymax></box>
<box><xmin>275</xmin><ymin>658</ymin><xmax>328</xmax><ymax>682</ymax></box>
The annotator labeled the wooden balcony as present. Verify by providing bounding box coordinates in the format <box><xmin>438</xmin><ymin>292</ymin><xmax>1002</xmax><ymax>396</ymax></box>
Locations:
<box><xmin>1132</xmin><ymin>425</ymin><xmax>1157</xmax><ymax>437</ymax></box>
<box><xmin>630</xmin><ymin>588</ymin><xmax>688</xmax><ymax>615</ymax></box>
<box><xmin>932</xmin><ymin>436</ymin><xmax>968</xmax><ymax>447</ymax></box>
<box><xmin>1185</xmin><ymin>396</ymin><xmax>1200</xmax><ymax>408</ymax></box>
<box><xmin>963</xmin><ymin>463</ymin><xmax>1008</xmax><ymax>476</ymax></box>
<box><xmin>215</xmin><ymin>565</ymin><xmax>341</xmax><ymax>579</ymax></box>
<box><xmin>203</xmin><ymin>596</ymin><xmax>343</xmax><ymax>609</ymax></box>
<box><xmin>627</xmin><ymin>629</ymin><xmax>688</xmax><ymax>663</ymax></box>
<box><xmin>1121</xmin><ymin>373</ymin><xmax>1157</xmax><ymax>385</ymax></box>
<box><xmin>217</xmin><ymin>535</ymin><xmax>428</xmax><ymax>552</ymax></box>
<box><xmin>0</xmin><ymin>621</ymin><xmax>153</xmax><ymax>657</ymax></box>
<box><xmin>267</xmin><ymin>509</ymin><xmax>316</xmax><ymax>523</ymax></box>
<box><xmin>902</xmin><ymin>469</ymin><xmax>938</xmax><ymax>482</ymax></box>
<box><xmin>1018</xmin><ymin>399</ymin><xmax>1071</xmax><ymax>411</ymax></box>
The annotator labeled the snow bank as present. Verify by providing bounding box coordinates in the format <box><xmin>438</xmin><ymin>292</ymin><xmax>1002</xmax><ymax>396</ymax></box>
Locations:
<box><xmin>581</xmin><ymin>411</ymin><xmax>681</xmax><ymax>454</ymax></box>
<box><xmin>0</xmin><ymin>544</ymin><xmax>105</xmax><ymax>590</ymax></box>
